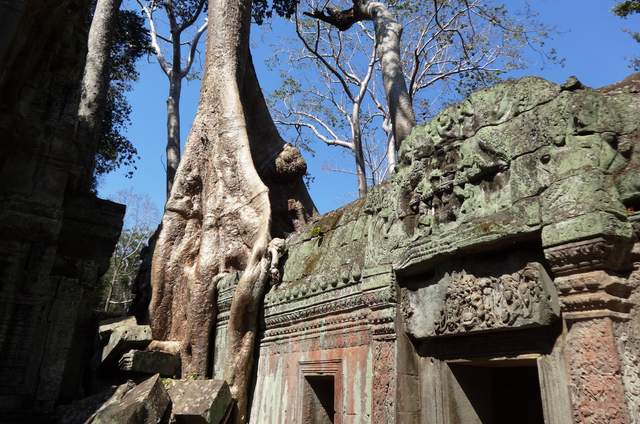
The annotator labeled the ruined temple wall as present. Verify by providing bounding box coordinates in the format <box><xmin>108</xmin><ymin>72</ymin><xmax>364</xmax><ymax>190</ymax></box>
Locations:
<box><xmin>249</xmin><ymin>201</ymin><xmax>399</xmax><ymax>422</ymax></box>
<box><xmin>251</xmin><ymin>343</ymin><xmax>373</xmax><ymax>423</ymax></box>
<box><xmin>0</xmin><ymin>1</ymin><xmax>125</xmax><ymax>417</ymax></box>
<box><xmin>248</xmin><ymin>74</ymin><xmax>640</xmax><ymax>423</ymax></box>
<box><xmin>391</xmin><ymin>74</ymin><xmax>640</xmax><ymax>424</ymax></box>
<box><xmin>615</xmin><ymin>240</ymin><xmax>640</xmax><ymax>424</ymax></box>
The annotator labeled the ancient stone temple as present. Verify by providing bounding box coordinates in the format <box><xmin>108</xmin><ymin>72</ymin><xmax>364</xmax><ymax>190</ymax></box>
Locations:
<box><xmin>2</xmin><ymin>5</ymin><xmax>640</xmax><ymax>419</ymax></box>
<box><xmin>237</xmin><ymin>75</ymin><xmax>640</xmax><ymax>423</ymax></box>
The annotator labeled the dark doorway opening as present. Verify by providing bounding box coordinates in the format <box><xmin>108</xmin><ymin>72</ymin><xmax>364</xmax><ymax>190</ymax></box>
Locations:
<box><xmin>302</xmin><ymin>375</ymin><xmax>335</xmax><ymax>424</ymax></box>
<box><xmin>446</xmin><ymin>361</ymin><xmax>545</xmax><ymax>424</ymax></box>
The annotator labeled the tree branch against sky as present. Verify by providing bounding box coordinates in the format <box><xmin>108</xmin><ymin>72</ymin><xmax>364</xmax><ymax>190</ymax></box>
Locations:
<box><xmin>269</xmin><ymin>0</ymin><xmax>560</xmax><ymax>196</ymax></box>
<box><xmin>613</xmin><ymin>0</ymin><xmax>640</xmax><ymax>70</ymax></box>
<box><xmin>135</xmin><ymin>0</ymin><xmax>208</xmax><ymax>199</ymax></box>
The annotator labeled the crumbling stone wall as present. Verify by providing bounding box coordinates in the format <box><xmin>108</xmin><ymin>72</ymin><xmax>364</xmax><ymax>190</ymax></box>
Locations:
<box><xmin>0</xmin><ymin>1</ymin><xmax>124</xmax><ymax>419</ymax></box>
<box><xmin>248</xmin><ymin>74</ymin><xmax>640</xmax><ymax>423</ymax></box>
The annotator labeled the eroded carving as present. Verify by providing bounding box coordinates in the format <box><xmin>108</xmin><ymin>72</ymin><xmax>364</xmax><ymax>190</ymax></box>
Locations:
<box><xmin>435</xmin><ymin>263</ymin><xmax>556</xmax><ymax>336</ymax></box>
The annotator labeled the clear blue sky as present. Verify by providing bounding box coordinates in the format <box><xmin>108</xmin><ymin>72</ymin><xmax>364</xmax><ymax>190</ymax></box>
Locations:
<box><xmin>99</xmin><ymin>0</ymin><xmax>640</xmax><ymax>220</ymax></box>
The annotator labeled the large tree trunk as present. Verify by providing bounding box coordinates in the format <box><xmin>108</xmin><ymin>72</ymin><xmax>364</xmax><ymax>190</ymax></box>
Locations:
<box><xmin>149</xmin><ymin>0</ymin><xmax>315</xmax><ymax>420</ymax></box>
<box><xmin>76</xmin><ymin>0</ymin><xmax>123</xmax><ymax>189</ymax></box>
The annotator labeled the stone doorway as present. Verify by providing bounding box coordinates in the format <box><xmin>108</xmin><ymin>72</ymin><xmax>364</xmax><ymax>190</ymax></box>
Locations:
<box><xmin>302</xmin><ymin>375</ymin><xmax>335</xmax><ymax>424</ymax></box>
<box><xmin>298</xmin><ymin>359</ymin><xmax>342</xmax><ymax>424</ymax></box>
<box><xmin>444</xmin><ymin>359</ymin><xmax>545</xmax><ymax>424</ymax></box>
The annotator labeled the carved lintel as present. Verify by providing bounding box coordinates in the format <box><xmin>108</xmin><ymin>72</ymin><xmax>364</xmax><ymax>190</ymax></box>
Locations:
<box><xmin>431</xmin><ymin>262</ymin><xmax>558</xmax><ymax>337</ymax></box>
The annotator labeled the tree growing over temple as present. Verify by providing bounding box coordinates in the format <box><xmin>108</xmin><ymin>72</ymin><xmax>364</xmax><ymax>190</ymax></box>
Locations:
<box><xmin>147</xmin><ymin>0</ymin><xmax>555</xmax><ymax>423</ymax></box>
<box><xmin>148</xmin><ymin>0</ymin><xmax>314</xmax><ymax>422</ymax></box>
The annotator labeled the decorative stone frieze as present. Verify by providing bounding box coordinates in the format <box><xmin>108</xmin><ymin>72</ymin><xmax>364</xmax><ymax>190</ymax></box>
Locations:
<box><xmin>434</xmin><ymin>263</ymin><xmax>558</xmax><ymax>336</ymax></box>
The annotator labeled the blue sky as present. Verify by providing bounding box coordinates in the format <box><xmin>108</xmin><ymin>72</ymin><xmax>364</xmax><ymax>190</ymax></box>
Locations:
<box><xmin>99</xmin><ymin>0</ymin><xmax>640</xmax><ymax>220</ymax></box>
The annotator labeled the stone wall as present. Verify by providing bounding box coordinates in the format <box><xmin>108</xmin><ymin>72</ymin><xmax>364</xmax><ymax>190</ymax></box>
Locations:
<box><xmin>0</xmin><ymin>1</ymin><xmax>124</xmax><ymax>420</ymax></box>
<box><xmin>248</xmin><ymin>74</ymin><xmax>640</xmax><ymax>423</ymax></box>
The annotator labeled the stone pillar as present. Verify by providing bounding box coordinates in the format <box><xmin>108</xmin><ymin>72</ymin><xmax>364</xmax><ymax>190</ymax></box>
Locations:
<box><xmin>363</xmin><ymin>267</ymin><xmax>398</xmax><ymax>423</ymax></box>
<box><xmin>545</xmin><ymin>236</ymin><xmax>635</xmax><ymax>424</ymax></box>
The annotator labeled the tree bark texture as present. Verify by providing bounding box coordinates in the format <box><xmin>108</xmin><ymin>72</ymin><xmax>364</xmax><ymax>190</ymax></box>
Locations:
<box><xmin>149</xmin><ymin>0</ymin><xmax>315</xmax><ymax>420</ymax></box>
<box><xmin>76</xmin><ymin>0</ymin><xmax>123</xmax><ymax>190</ymax></box>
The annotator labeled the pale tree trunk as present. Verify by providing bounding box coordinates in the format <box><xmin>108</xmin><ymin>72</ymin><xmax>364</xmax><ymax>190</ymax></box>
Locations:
<box><xmin>77</xmin><ymin>0</ymin><xmax>123</xmax><ymax>189</ymax></box>
<box><xmin>166</xmin><ymin>35</ymin><xmax>182</xmax><ymax>198</ymax></box>
<box><xmin>383</xmin><ymin>117</ymin><xmax>396</xmax><ymax>175</ymax></box>
<box><xmin>351</xmin><ymin>107</ymin><xmax>367</xmax><ymax>197</ymax></box>
<box><xmin>104</xmin><ymin>267</ymin><xmax>118</xmax><ymax>312</ymax></box>
<box><xmin>308</xmin><ymin>0</ymin><xmax>416</xmax><ymax>146</ymax></box>
<box><xmin>366</xmin><ymin>2</ymin><xmax>415</xmax><ymax>144</ymax></box>
<box><xmin>137</xmin><ymin>0</ymin><xmax>208</xmax><ymax>199</ymax></box>
<box><xmin>149</xmin><ymin>0</ymin><xmax>315</xmax><ymax>421</ymax></box>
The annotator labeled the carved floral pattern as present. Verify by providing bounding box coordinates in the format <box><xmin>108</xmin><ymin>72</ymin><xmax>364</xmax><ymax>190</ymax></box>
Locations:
<box><xmin>435</xmin><ymin>263</ymin><xmax>546</xmax><ymax>335</ymax></box>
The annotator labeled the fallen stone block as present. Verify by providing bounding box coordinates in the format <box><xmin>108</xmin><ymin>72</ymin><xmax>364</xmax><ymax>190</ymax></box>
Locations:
<box><xmin>88</xmin><ymin>374</ymin><xmax>170</xmax><ymax>424</ymax></box>
<box><xmin>101</xmin><ymin>324</ymin><xmax>152</xmax><ymax>366</ymax></box>
<box><xmin>98</xmin><ymin>316</ymin><xmax>137</xmax><ymax>344</ymax></box>
<box><xmin>119</xmin><ymin>349</ymin><xmax>181</xmax><ymax>377</ymax></box>
<box><xmin>165</xmin><ymin>379</ymin><xmax>233</xmax><ymax>423</ymax></box>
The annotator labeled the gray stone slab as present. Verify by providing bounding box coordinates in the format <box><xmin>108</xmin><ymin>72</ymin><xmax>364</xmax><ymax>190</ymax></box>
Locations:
<box><xmin>101</xmin><ymin>324</ymin><xmax>152</xmax><ymax>366</ymax></box>
<box><xmin>165</xmin><ymin>379</ymin><xmax>233</xmax><ymax>423</ymax></box>
<box><xmin>89</xmin><ymin>374</ymin><xmax>170</xmax><ymax>424</ymax></box>
<box><xmin>119</xmin><ymin>349</ymin><xmax>180</xmax><ymax>377</ymax></box>
<box><xmin>98</xmin><ymin>316</ymin><xmax>137</xmax><ymax>343</ymax></box>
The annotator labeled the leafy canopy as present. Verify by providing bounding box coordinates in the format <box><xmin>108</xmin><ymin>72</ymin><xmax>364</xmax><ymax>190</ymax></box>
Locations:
<box><xmin>95</xmin><ymin>10</ymin><xmax>152</xmax><ymax>179</ymax></box>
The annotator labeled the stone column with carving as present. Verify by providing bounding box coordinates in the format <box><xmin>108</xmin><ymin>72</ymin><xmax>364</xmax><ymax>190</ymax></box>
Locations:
<box><xmin>363</xmin><ymin>267</ymin><xmax>399</xmax><ymax>423</ymax></box>
<box><xmin>544</xmin><ymin>215</ymin><xmax>635</xmax><ymax>423</ymax></box>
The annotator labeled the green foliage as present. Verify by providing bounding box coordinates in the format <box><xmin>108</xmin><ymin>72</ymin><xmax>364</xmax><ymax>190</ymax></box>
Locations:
<box><xmin>613</xmin><ymin>0</ymin><xmax>640</xmax><ymax>70</ymax></box>
<box><xmin>95</xmin><ymin>9</ymin><xmax>151</xmax><ymax>179</ymax></box>
<box><xmin>252</xmin><ymin>0</ymin><xmax>298</xmax><ymax>24</ymax></box>
<box><xmin>613</xmin><ymin>0</ymin><xmax>640</xmax><ymax>17</ymax></box>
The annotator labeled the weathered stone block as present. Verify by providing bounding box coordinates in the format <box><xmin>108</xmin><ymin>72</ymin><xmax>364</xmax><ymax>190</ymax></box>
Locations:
<box><xmin>89</xmin><ymin>374</ymin><xmax>170</xmax><ymax>424</ymax></box>
<box><xmin>541</xmin><ymin>211</ymin><xmax>634</xmax><ymax>248</ymax></box>
<box><xmin>119</xmin><ymin>349</ymin><xmax>181</xmax><ymax>377</ymax></box>
<box><xmin>101</xmin><ymin>324</ymin><xmax>152</xmax><ymax>366</ymax></box>
<box><xmin>165</xmin><ymin>379</ymin><xmax>232</xmax><ymax>423</ymax></box>
<box><xmin>99</xmin><ymin>316</ymin><xmax>137</xmax><ymax>343</ymax></box>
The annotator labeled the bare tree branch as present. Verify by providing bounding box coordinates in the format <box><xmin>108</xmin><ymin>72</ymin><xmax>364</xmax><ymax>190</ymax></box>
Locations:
<box><xmin>137</xmin><ymin>0</ymin><xmax>170</xmax><ymax>75</ymax></box>
<box><xmin>181</xmin><ymin>18</ymin><xmax>208</xmax><ymax>77</ymax></box>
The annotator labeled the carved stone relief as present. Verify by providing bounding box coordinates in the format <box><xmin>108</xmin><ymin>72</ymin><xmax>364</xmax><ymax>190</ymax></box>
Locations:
<box><xmin>402</xmin><ymin>253</ymin><xmax>559</xmax><ymax>339</ymax></box>
<box><xmin>434</xmin><ymin>263</ymin><xmax>556</xmax><ymax>336</ymax></box>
